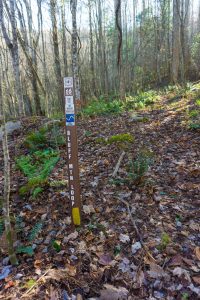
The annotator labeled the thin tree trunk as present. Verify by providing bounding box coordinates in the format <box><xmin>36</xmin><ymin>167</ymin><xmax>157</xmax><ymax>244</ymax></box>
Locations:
<box><xmin>88</xmin><ymin>0</ymin><xmax>96</xmax><ymax>95</ymax></box>
<box><xmin>50</xmin><ymin>0</ymin><xmax>63</xmax><ymax>110</ymax></box>
<box><xmin>0</xmin><ymin>67</ymin><xmax>18</xmax><ymax>266</ymax></box>
<box><xmin>171</xmin><ymin>0</ymin><xmax>181</xmax><ymax>84</ymax></box>
<box><xmin>115</xmin><ymin>0</ymin><xmax>125</xmax><ymax>100</ymax></box>
<box><xmin>0</xmin><ymin>0</ymin><xmax>24</xmax><ymax>116</ymax></box>
<box><xmin>71</xmin><ymin>0</ymin><xmax>81</xmax><ymax>105</ymax></box>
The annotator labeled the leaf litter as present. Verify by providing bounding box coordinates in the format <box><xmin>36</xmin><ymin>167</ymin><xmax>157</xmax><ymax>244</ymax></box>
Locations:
<box><xmin>0</xmin><ymin>96</ymin><xmax>200</xmax><ymax>299</ymax></box>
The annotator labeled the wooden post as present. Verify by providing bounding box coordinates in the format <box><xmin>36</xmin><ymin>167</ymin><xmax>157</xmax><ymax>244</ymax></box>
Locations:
<box><xmin>64</xmin><ymin>77</ymin><xmax>81</xmax><ymax>226</ymax></box>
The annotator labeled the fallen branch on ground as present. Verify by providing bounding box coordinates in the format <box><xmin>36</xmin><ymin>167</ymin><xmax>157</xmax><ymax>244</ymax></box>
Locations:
<box><xmin>112</xmin><ymin>151</ymin><xmax>126</xmax><ymax>177</ymax></box>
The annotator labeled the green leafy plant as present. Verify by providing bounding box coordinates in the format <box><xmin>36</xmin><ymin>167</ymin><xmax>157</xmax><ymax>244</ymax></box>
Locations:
<box><xmin>52</xmin><ymin>240</ymin><xmax>61</xmax><ymax>252</ymax></box>
<box><xmin>24</xmin><ymin>279</ymin><xmax>37</xmax><ymax>289</ymax></box>
<box><xmin>28</xmin><ymin>222</ymin><xmax>43</xmax><ymax>241</ymax></box>
<box><xmin>127</xmin><ymin>150</ymin><xmax>154</xmax><ymax>185</ymax></box>
<box><xmin>24</xmin><ymin>129</ymin><xmax>48</xmax><ymax>151</ymax></box>
<box><xmin>16</xmin><ymin>149</ymin><xmax>59</xmax><ymax>196</ymax></box>
<box><xmin>82</xmin><ymin>99</ymin><xmax>123</xmax><ymax>116</ymax></box>
<box><xmin>0</xmin><ymin>218</ymin><xmax>4</xmax><ymax>237</ymax></box>
<box><xmin>125</xmin><ymin>90</ymin><xmax>160</xmax><ymax>110</ymax></box>
<box><xmin>181</xmin><ymin>293</ymin><xmax>189</xmax><ymax>300</ymax></box>
<box><xmin>196</xmin><ymin>99</ymin><xmax>200</xmax><ymax>106</ymax></box>
<box><xmin>157</xmin><ymin>232</ymin><xmax>171</xmax><ymax>251</ymax></box>
<box><xmin>189</xmin><ymin>123</ymin><xmax>200</xmax><ymax>130</ymax></box>
<box><xmin>16</xmin><ymin>246</ymin><xmax>34</xmax><ymax>256</ymax></box>
<box><xmin>189</xmin><ymin>110</ymin><xmax>199</xmax><ymax>118</ymax></box>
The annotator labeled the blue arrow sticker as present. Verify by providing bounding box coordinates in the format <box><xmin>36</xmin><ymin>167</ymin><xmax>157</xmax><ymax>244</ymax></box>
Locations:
<box><xmin>66</xmin><ymin>114</ymin><xmax>75</xmax><ymax>126</ymax></box>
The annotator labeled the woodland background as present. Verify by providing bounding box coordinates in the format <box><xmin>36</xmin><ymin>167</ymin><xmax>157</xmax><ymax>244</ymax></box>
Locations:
<box><xmin>0</xmin><ymin>0</ymin><xmax>200</xmax><ymax>117</ymax></box>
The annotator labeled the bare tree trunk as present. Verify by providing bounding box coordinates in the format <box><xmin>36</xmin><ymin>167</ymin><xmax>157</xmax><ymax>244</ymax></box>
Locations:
<box><xmin>0</xmin><ymin>65</ymin><xmax>18</xmax><ymax>266</ymax></box>
<box><xmin>0</xmin><ymin>0</ymin><xmax>24</xmax><ymax>116</ymax></box>
<box><xmin>88</xmin><ymin>0</ymin><xmax>96</xmax><ymax>96</ymax></box>
<box><xmin>38</xmin><ymin>0</ymin><xmax>50</xmax><ymax>116</ymax></box>
<box><xmin>71</xmin><ymin>0</ymin><xmax>81</xmax><ymax>105</ymax></box>
<box><xmin>50</xmin><ymin>0</ymin><xmax>63</xmax><ymax>110</ymax></box>
<box><xmin>171</xmin><ymin>0</ymin><xmax>181</xmax><ymax>84</ymax></box>
<box><xmin>115</xmin><ymin>0</ymin><xmax>125</xmax><ymax>100</ymax></box>
<box><xmin>61</xmin><ymin>0</ymin><xmax>68</xmax><ymax>76</ymax></box>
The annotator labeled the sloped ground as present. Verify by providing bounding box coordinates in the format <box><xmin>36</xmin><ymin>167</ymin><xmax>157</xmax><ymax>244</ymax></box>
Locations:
<box><xmin>0</xmin><ymin>93</ymin><xmax>200</xmax><ymax>300</ymax></box>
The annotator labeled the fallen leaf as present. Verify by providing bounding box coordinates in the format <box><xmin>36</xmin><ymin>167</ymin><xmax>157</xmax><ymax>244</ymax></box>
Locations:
<box><xmin>63</xmin><ymin>231</ymin><xmax>78</xmax><ymax>243</ymax></box>
<box><xmin>135</xmin><ymin>270</ymin><xmax>145</xmax><ymax>287</ymax></box>
<box><xmin>34</xmin><ymin>260</ymin><xmax>42</xmax><ymax>269</ymax></box>
<box><xmin>147</xmin><ymin>264</ymin><xmax>168</xmax><ymax>279</ymax></box>
<box><xmin>65</xmin><ymin>264</ymin><xmax>76</xmax><ymax>277</ymax></box>
<box><xmin>173</xmin><ymin>267</ymin><xmax>191</xmax><ymax>282</ymax></box>
<box><xmin>131</xmin><ymin>242</ymin><xmax>142</xmax><ymax>254</ymax></box>
<box><xmin>4</xmin><ymin>280</ymin><xmax>15</xmax><ymax>289</ymax></box>
<box><xmin>168</xmin><ymin>254</ymin><xmax>183</xmax><ymax>266</ymax></box>
<box><xmin>99</xmin><ymin>254</ymin><xmax>113</xmax><ymax>266</ymax></box>
<box><xmin>0</xmin><ymin>266</ymin><xmax>12</xmax><ymax>280</ymax></box>
<box><xmin>119</xmin><ymin>234</ymin><xmax>130</xmax><ymax>243</ymax></box>
<box><xmin>49</xmin><ymin>285</ymin><xmax>60</xmax><ymax>300</ymax></box>
<box><xmin>195</xmin><ymin>247</ymin><xmax>200</xmax><ymax>261</ymax></box>
<box><xmin>193</xmin><ymin>276</ymin><xmax>200</xmax><ymax>285</ymax></box>
<box><xmin>99</xmin><ymin>284</ymin><xmax>128</xmax><ymax>300</ymax></box>
<box><xmin>83</xmin><ymin>205</ymin><xmax>95</xmax><ymax>215</ymax></box>
<box><xmin>77</xmin><ymin>241</ymin><xmax>87</xmax><ymax>253</ymax></box>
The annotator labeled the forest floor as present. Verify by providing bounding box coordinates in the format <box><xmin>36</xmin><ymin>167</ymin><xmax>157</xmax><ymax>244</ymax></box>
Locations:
<box><xmin>0</xmin><ymin>87</ymin><xmax>200</xmax><ymax>300</ymax></box>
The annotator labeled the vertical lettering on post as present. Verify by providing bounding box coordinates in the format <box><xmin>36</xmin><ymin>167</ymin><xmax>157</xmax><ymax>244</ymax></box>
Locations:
<box><xmin>64</xmin><ymin>77</ymin><xmax>81</xmax><ymax>225</ymax></box>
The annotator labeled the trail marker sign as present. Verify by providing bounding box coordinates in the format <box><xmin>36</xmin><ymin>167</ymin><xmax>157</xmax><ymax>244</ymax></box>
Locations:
<box><xmin>64</xmin><ymin>77</ymin><xmax>81</xmax><ymax>225</ymax></box>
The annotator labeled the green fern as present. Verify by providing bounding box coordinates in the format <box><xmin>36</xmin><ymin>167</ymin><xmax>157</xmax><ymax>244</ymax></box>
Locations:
<box><xmin>0</xmin><ymin>219</ymin><xmax>5</xmax><ymax>237</ymax></box>
<box><xmin>16</xmin><ymin>246</ymin><xmax>34</xmax><ymax>256</ymax></box>
<box><xmin>28</xmin><ymin>222</ymin><xmax>43</xmax><ymax>241</ymax></box>
<box><xmin>16</xmin><ymin>149</ymin><xmax>59</xmax><ymax>196</ymax></box>
<box><xmin>15</xmin><ymin>216</ymin><xmax>24</xmax><ymax>233</ymax></box>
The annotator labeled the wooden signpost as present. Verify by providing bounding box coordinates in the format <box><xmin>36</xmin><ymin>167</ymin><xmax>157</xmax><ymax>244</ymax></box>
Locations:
<box><xmin>64</xmin><ymin>77</ymin><xmax>81</xmax><ymax>226</ymax></box>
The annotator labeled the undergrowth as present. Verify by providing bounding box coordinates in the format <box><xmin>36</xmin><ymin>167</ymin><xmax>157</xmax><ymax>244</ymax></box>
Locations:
<box><xmin>127</xmin><ymin>150</ymin><xmax>154</xmax><ymax>185</ymax></box>
<box><xmin>16</xmin><ymin>149</ymin><xmax>59</xmax><ymax>196</ymax></box>
<box><xmin>81</xmin><ymin>99</ymin><xmax>123</xmax><ymax>117</ymax></box>
<box><xmin>25</xmin><ymin>124</ymin><xmax>65</xmax><ymax>152</ymax></box>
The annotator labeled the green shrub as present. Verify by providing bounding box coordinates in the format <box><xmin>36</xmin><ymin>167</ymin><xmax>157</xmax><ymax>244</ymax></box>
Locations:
<box><xmin>196</xmin><ymin>99</ymin><xmax>200</xmax><ymax>106</ymax></box>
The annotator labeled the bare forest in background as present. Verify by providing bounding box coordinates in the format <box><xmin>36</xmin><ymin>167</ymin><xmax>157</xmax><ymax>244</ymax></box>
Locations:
<box><xmin>0</xmin><ymin>0</ymin><xmax>200</xmax><ymax>117</ymax></box>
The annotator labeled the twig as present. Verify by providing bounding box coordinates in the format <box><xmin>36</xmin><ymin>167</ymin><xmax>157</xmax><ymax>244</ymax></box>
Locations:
<box><xmin>21</xmin><ymin>268</ymin><xmax>52</xmax><ymax>298</ymax></box>
<box><xmin>112</xmin><ymin>151</ymin><xmax>126</xmax><ymax>177</ymax></box>
<box><xmin>119</xmin><ymin>198</ymin><xmax>155</xmax><ymax>262</ymax></box>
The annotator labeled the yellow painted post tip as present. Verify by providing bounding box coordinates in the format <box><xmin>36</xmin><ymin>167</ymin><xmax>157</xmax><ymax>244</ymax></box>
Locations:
<box><xmin>72</xmin><ymin>207</ymin><xmax>81</xmax><ymax>226</ymax></box>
